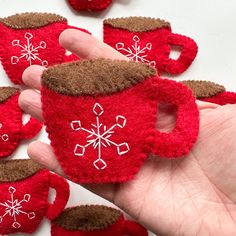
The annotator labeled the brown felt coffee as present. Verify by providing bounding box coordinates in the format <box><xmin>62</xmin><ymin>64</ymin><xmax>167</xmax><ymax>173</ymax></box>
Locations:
<box><xmin>0</xmin><ymin>87</ymin><xmax>19</xmax><ymax>104</ymax></box>
<box><xmin>53</xmin><ymin>205</ymin><xmax>122</xmax><ymax>231</ymax></box>
<box><xmin>0</xmin><ymin>12</ymin><xmax>67</xmax><ymax>29</ymax></box>
<box><xmin>0</xmin><ymin>159</ymin><xmax>44</xmax><ymax>182</ymax></box>
<box><xmin>182</xmin><ymin>80</ymin><xmax>225</xmax><ymax>98</ymax></box>
<box><xmin>104</xmin><ymin>16</ymin><xmax>171</xmax><ymax>32</ymax></box>
<box><xmin>42</xmin><ymin>59</ymin><xmax>157</xmax><ymax>96</ymax></box>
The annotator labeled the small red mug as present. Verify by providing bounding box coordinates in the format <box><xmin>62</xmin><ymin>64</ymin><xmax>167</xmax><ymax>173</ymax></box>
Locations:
<box><xmin>51</xmin><ymin>205</ymin><xmax>148</xmax><ymax>236</ymax></box>
<box><xmin>68</xmin><ymin>0</ymin><xmax>113</xmax><ymax>11</ymax></box>
<box><xmin>0</xmin><ymin>12</ymin><xmax>88</xmax><ymax>84</ymax></box>
<box><xmin>182</xmin><ymin>80</ymin><xmax>236</xmax><ymax>105</ymax></box>
<box><xmin>41</xmin><ymin>59</ymin><xmax>199</xmax><ymax>184</ymax></box>
<box><xmin>0</xmin><ymin>159</ymin><xmax>70</xmax><ymax>235</ymax></box>
<box><xmin>104</xmin><ymin>17</ymin><xmax>198</xmax><ymax>75</ymax></box>
<box><xmin>0</xmin><ymin>87</ymin><xmax>42</xmax><ymax>158</ymax></box>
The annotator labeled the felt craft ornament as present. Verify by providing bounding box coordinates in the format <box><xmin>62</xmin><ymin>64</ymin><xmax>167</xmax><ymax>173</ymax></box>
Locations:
<box><xmin>51</xmin><ymin>205</ymin><xmax>148</xmax><ymax>236</ymax></box>
<box><xmin>41</xmin><ymin>59</ymin><xmax>199</xmax><ymax>183</ymax></box>
<box><xmin>0</xmin><ymin>87</ymin><xmax>42</xmax><ymax>158</ymax></box>
<box><xmin>182</xmin><ymin>80</ymin><xmax>236</xmax><ymax>105</ymax></box>
<box><xmin>0</xmin><ymin>159</ymin><xmax>70</xmax><ymax>235</ymax></box>
<box><xmin>0</xmin><ymin>12</ymin><xmax>88</xmax><ymax>85</ymax></box>
<box><xmin>68</xmin><ymin>0</ymin><xmax>112</xmax><ymax>11</ymax></box>
<box><xmin>104</xmin><ymin>17</ymin><xmax>198</xmax><ymax>75</ymax></box>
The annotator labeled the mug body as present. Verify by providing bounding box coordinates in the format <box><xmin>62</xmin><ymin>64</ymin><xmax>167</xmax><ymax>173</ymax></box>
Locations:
<box><xmin>42</xmin><ymin>59</ymin><xmax>157</xmax><ymax>183</ymax></box>
<box><xmin>0</xmin><ymin>160</ymin><xmax>49</xmax><ymax>234</ymax></box>
<box><xmin>68</xmin><ymin>0</ymin><xmax>113</xmax><ymax>11</ymax></box>
<box><xmin>0</xmin><ymin>13</ymin><xmax>69</xmax><ymax>84</ymax></box>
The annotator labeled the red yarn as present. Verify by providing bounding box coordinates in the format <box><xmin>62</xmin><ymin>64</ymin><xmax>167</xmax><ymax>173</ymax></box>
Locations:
<box><xmin>51</xmin><ymin>214</ymin><xmax>147</xmax><ymax>236</ymax></box>
<box><xmin>200</xmin><ymin>91</ymin><xmax>236</xmax><ymax>105</ymax></box>
<box><xmin>68</xmin><ymin>0</ymin><xmax>112</xmax><ymax>11</ymax></box>
<box><xmin>42</xmin><ymin>76</ymin><xmax>199</xmax><ymax>184</ymax></box>
<box><xmin>0</xmin><ymin>22</ymin><xmax>88</xmax><ymax>84</ymax></box>
<box><xmin>0</xmin><ymin>170</ymin><xmax>69</xmax><ymax>235</ymax></box>
<box><xmin>104</xmin><ymin>24</ymin><xmax>198</xmax><ymax>75</ymax></box>
<box><xmin>0</xmin><ymin>92</ymin><xmax>42</xmax><ymax>159</ymax></box>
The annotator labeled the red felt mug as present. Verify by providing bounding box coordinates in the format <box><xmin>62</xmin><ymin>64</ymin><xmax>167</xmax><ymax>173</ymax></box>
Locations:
<box><xmin>0</xmin><ymin>12</ymin><xmax>88</xmax><ymax>84</ymax></box>
<box><xmin>41</xmin><ymin>59</ymin><xmax>199</xmax><ymax>183</ymax></box>
<box><xmin>0</xmin><ymin>159</ymin><xmax>70</xmax><ymax>235</ymax></box>
<box><xmin>51</xmin><ymin>205</ymin><xmax>148</xmax><ymax>236</ymax></box>
<box><xmin>0</xmin><ymin>87</ymin><xmax>42</xmax><ymax>158</ymax></box>
<box><xmin>104</xmin><ymin>17</ymin><xmax>198</xmax><ymax>75</ymax></box>
<box><xmin>68</xmin><ymin>0</ymin><xmax>113</xmax><ymax>11</ymax></box>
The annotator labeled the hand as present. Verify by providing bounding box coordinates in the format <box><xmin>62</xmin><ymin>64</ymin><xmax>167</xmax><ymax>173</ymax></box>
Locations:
<box><xmin>19</xmin><ymin>29</ymin><xmax>236</xmax><ymax>236</ymax></box>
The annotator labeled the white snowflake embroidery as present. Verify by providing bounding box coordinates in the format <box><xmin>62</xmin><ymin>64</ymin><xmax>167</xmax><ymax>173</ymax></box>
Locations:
<box><xmin>71</xmin><ymin>103</ymin><xmax>130</xmax><ymax>170</ymax></box>
<box><xmin>0</xmin><ymin>123</ymin><xmax>9</xmax><ymax>142</ymax></box>
<box><xmin>0</xmin><ymin>187</ymin><xmax>35</xmax><ymax>229</ymax></box>
<box><xmin>11</xmin><ymin>32</ymin><xmax>48</xmax><ymax>66</ymax></box>
<box><xmin>116</xmin><ymin>35</ymin><xmax>156</xmax><ymax>67</ymax></box>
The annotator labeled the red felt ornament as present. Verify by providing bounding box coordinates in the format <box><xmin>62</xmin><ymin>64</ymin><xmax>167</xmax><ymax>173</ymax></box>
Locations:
<box><xmin>104</xmin><ymin>17</ymin><xmax>198</xmax><ymax>75</ymax></box>
<box><xmin>41</xmin><ymin>59</ymin><xmax>199</xmax><ymax>184</ymax></box>
<box><xmin>0</xmin><ymin>87</ymin><xmax>42</xmax><ymax>158</ymax></box>
<box><xmin>0</xmin><ymin>159</ymin><xmax>70</xmax><ymax>235</ymax></box>
<box><xmin>68</xmin><ymin>0</ymin><xmax>112</xmax><ymax>11</ymax></box>
<box><xmin>51</xmin><ymin>205</ymin><xmax>148</xmax><ymax>236</ymax></box>
<box><xmin>0</xmin><ymin>13</ymin><xmax>89</xmax><ymax>84</ymax></box>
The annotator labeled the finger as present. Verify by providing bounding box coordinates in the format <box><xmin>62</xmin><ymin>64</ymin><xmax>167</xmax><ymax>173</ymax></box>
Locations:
<box><xmin>59</xmin><ymin>29</ymin><xmax>128</xmax><ymax>61</ymax></box>
<box><xmin>28</xmin><ymin>141</ymin><xmax>64</xmax><ymax>175</ymax></box>
<box><xmin>18</xmin><ymin>89</ymin><xmax>43</xmax><ymax>122</ymax></box>
<box><xmin>196</xmin><ymin>100</ymin><xmax>220</xmax><ymax>110</ymax></box>
<box><xmin>22</xmin><ymin>65</ymin><xmax>45</xmax><ymax>90</ymax></box>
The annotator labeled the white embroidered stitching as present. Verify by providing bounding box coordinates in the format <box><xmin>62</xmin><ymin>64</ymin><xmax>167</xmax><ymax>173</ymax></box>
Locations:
<box><xmin>0</xmin><ymin>186</ymin><xmax>35</xmax><ymax>229</ymax></box>
<box><xmin>71</xmin><ymin>103</ymin><xmax>130</xmax><ymax>170</ymax></box>
<box><xmin>11</xmin><ymin>32</ymin><xmax>48</xmax><ymax>66</ymax></box>
<box><xmin>0</xmin><ymin>123</ymin><xmax>9</xmax><ymax>142</ymax></box>
<box><xmin>116</xmin><ymin>35</ymin><xmax>156</xmax><ymax>67</ymax></box>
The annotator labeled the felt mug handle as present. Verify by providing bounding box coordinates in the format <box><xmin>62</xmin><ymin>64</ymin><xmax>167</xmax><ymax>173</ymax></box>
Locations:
<box><xmin>200</xmin><ymin>91</ymin><xmax>236</xmax><ymax>105</ymax></box>
<box><xmin>163</xmin><ymin>33</ymin><xmax>198</xmax><ymax>74</ymax></box>
<box><xmin>124</xmin><ymin>220</ymin><xmax>148</xmax><ymax>236</ymax></box>
<box><xmin>46</xmin><ymin>173</ymin><xmax>70</xmax><ymax>220</ymax></box>
<box><xmin>151</xmin><ymin>77</ymin><xmax>199</xmax><ymax>158</ymax></box>
<box><xmin>63</xmin><ymin>26</ymin><xmax>91</xmax><ymax>62</ymax></box>
<box><xmin>20</xmin><ymin>117</ymin><xmax>43</xmax><ymax>140</ymax></box>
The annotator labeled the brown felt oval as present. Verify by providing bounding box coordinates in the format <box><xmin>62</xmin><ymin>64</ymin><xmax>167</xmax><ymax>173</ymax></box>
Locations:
<box><xmin>0</xmin><ymin>159</ymin><xmax>44</xmax><ymax>182</ymax></box>
<box><xmin>53</xmin><ymin>205</ymin><xmax>122</xmax><ymax>231</ymax></box>
<box><xmin>0</xmin><ymin>12</ymin><xmax>67</xmax><ymax>29</ymax></box>
<box><xmin>0</xmin><ymin>87</ymin><xmax>19</xmax><ymax>103</ymax></box>
<box><xmin>42</xmin><ymin>59</ymin><xmax>157</xmax><ymax>96</ymax></box>
<box><xmin>182</xmin><ymin>80</ymin><xmax>225</xmax><ymax>98</ymax></box>
<box><xmin>104</xmin><ymin>16</ymin><xmax>171</xmax><ymax>32</ymax></box>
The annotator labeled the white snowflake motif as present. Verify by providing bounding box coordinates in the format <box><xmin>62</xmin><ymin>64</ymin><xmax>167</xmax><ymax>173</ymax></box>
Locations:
<box><xmin>0</xmin><ymin>123</ymin><xmax>9</xmax><ymax>142</ymax></box>
<box><xmin>11</xmin><ymin>32</ymin><xmax>48</xmax><ymax>66</ymax></box>
<box><xmin>116</xmin><ymin>35</ymin><xmax>156</xmax><ymax>67</ymax></box>
<box><xmin>0</xmin><ymin>187</ymin><xmax>35</xmax><ymax>229</ymax></box>
<box><xmin>71</xmin><ymin>103</ymin><xmax>130</xmax><ymax>170</ymax></box>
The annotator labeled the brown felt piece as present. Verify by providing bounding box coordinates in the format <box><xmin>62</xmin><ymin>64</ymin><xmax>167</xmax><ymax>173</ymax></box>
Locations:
<box><xmin>0</xmin><ymin>87</ymin><xmax>19</xmax><ymax>103</ymax></box>
<box><xmin>182</xmin><ymin>80</ymin><xmax>225</xmax><ymax>98</ymax></box>
<box><xmin>104</xmin><ymin>16</ymin><xmax>171</xmax><ymax>32</ymax></box>
<box><xmin>53</xmin><ymin>205</ymin><xmax>122</xmax><ymax>231</ymax></box>
<box><xmin>0</xmin><ymin>159</ymin><xmax>44</xmax><ymax>182</ymax></box>
<box><xmin>0</xmin><ymin>12</ymin><xmax>67</xmax><ymax>29</ymax></box>
<box><xmin>42</xmin><ymin>59</ymin><xmax>157</xmax><ymax>96</ymax></box>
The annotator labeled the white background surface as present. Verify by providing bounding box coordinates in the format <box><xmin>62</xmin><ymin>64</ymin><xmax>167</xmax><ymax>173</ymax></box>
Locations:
<box><xmin>0</xmin><ymin>0</ymin><xmax>236</xmax><ymax>235</ymax></box>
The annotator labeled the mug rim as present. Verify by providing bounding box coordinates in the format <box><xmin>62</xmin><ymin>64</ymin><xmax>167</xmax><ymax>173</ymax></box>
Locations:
<box><xmin>0</xmin><ymin>87</ymin><xmax>19</xmax><ymax>104</ymax></box>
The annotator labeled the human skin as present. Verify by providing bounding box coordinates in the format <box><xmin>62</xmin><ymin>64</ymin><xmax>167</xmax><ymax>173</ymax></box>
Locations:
<box><xmin>19</xmin><ymin>29</ymin><xmax>236</xmax><ymax>236</ymax></box>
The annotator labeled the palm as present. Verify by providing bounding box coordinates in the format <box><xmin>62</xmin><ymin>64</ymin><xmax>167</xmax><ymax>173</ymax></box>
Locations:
<box><xmin>19</xmin><ymin>29</ymin><xmax>236</xmax><ymax>235</ymax></box>
<box><xmin>108</xmin><ymin>104</ymin><xmax>236</xmax><ymax>235</ymax></box>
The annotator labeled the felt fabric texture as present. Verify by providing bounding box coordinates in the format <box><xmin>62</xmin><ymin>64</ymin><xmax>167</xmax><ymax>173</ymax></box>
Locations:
<box><xmin>51</xmin><ymin>205</ymin><xmax>148</xmax><ymax>236</ymax></box>
<box><xmin>0</xmin><ymin>159</ymin><xmax>69</xmax><ymax>235</ymax></box>
<box><xmin>68</xmin><ymin>0</ymin><xmax>113</xmax><ymax>11</ymax></box>
<box><xmin>0</xmin><ymin>87</ymin><xmax>42</xmax><ymax>159</ymax></box>
<box><xmin>0</xmin><ymin>12</ymin><xmax>88</xmax><ymax>84</ymax></box>
<box><xmin>41</xmin><ymin>59</ymin><xmax>199</xmax><ymax>184</ymax></box>
<box><xmin>182</xmin><ymin>80</ymin><xmax>236</xmax><ymax>105</ymax></box>
<box><xmin>103</xmin><ymin>17</ymin><xmax>198</xmax><ymax>75</ymax></box>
